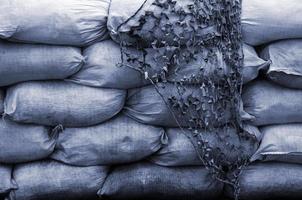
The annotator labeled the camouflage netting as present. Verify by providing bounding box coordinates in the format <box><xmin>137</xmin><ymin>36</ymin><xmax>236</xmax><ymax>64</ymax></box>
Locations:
<box><xmin>112</xmin><ymin>0</ymin><xmax>258</xmax><ymax>199</ymax></box>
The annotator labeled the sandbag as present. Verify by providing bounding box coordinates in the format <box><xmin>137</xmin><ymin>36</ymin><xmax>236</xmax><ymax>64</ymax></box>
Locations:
<box><xmin>51</xmin><ymin>114</ymin><xmax>166</xmax><ymax>166</ymax></box>
<box><xmin>0</xmin><ymin>165</ymin><xmax>16</xmax><ymax>195</ymax></box>
<box><xmin>243</xmin><ymin>44</ymin><xmax>270</xmax><ymax>84</ymax></box>
<box><xmin>0</xmin><ymin>90</ymin><xmax>4</xmax><ymax>114</ymax></box>
<box><xmin>251</xmin><ymin>124</ymin><xmax>302</xmax><ymax>164</ymax></box>
<box><xmin>0</xmin><ymin>0</ymin><xmax>110</xmax><ymax>46</ymax></box>
<box><xmin>8</xmin><ymin>161</ymin><xmax>108</xmax><ymax>200</ymax></box>
<box><xmin>150</xmin><ymin>126</ymin><xmax>259</xmax><ymax>167</ymax></box>
<box><xmin>124</xmin><ymin>83</ymin><xmax>232</xmax><ymax>127</ymax></box>
<box><xmin>99</xmin><ymin>162</ymin><xmax>223</xmax><ymax>200</ymax></box>
<box><xmin>0</xmin><ymin>119</ymin><xmax>55</xmax><ymax>163</ymax></box>
<box><xmin>0</xmin><ymin>40</ymin><xmax>83</xmax><ymax>86</ymax></box>
<box><xmin>4</xmin><ymin>81</ymin><xmax>126</xmax><ymax>127</ymax></box>
<box><xmin>260</xmin><ymin>39</ymin><xmax>302</xmax><ymax>89</ymax></box>
<box><xmin>242</xmin><ymin>0</ymin><xmax>302</xmax><ymax>45</ymax></box>
<box><xmin>242</xmin><ymin>80</ymin><xmax>302</xmax><ymax>126</ymax></box>
<box><xmin>226</xmin><ymin>163</ymin><xmax>302</xmax><ymax>200</ymax></box>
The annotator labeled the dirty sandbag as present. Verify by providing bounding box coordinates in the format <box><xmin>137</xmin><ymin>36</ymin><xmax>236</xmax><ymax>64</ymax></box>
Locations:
<box><xmin>260</xmin><ymin>39</ymin><xmax>302</xmax><ymax>89</ymax></box>
<box><xmin>225</xmin><ymin>163</ymin><xmax>302</xmax><ymax>200</ymax></box>
<box><xmin>0</xmin><ymin>90</ymin><xmax>4</xmax><ymax>114</ymax></box>
<box><xmin>68</xmin><ymin>40</ymin><xmax>161</xmax><ymax>89</ymax></box>
<box><xmin>251</xmin><ymin>124</ymin><xmax>302</xmax><ymax>164</ymax></box>
<box><xmin>150</xmin><ymin>125</ymin><xmax>260</xmax><ymax>167</ymax></box>
<box><xmin>99</xmin><ymin>162</ymin><xmax>223</xmax><ymax>200</ymax></box>
<box><xmin>51</xmin><ymin>114</ymin><xmax>166</xmax><ymax>166</ymax></box>
<box><xmin>242</xmin><ymin>0</ymin><xmax>302</xmax><ymax>45</ymax></box>
<box><xmin>242</xmin><ymin>80</ymin><xmax>302</xmax><ymax>126</ymax></box>
<box><xmin>0</xmin><ymin>40</ymin><xmax>83</xmax><ymax>87</ymax></box>
<box><xmin>4</xmin><ymin>81</ymin><xmax>126</xmax><ymax>127</ymax></box>
<box><xmin>0</xmin><ymin>165</ymin><xmax>16</xmax><ymax>196</ymax></box>
<box><xmin>0</xmin><ymin>119</ymin><xmax>56</xmax><ymax>163</ymax></box>
<box><xmin>8</xmin><ymin>160</ymin><xmax>108</xmax><ymax>200</ymax></box>
<box><xmin>243</xmin><ymin>44</ymin><xmax>270</xmax><ymax>84</ymax></box>
<box><xmin>0</xmin><ymin>0</ymin><xmax>110</xmax><ymax>46</ymax></box>
<box><xmin>124</xmin><ymin>83</ymin><xmax>232</xmax><ymax>127</ymax></box>
<box><xmin>107</xmin><ymin>0</ymin><xmax>219</xmax><ymax>46</ymax></box>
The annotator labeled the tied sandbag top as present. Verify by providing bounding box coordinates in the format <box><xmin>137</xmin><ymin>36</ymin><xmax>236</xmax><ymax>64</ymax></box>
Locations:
<box><xmin>99</xmin><ymin>162</ymin><xmax>223</xmax><ymax>200</ymax></box>
<box><xmin>260</xmin><ymin>39</ymin><xmax>302</xmax><ymax>89</ymax></box>
<box><xmin>51</xmin><ymin>114</ymin><xmax>166</xmax><ymax>166</ymax></box>
<box><xmin>9</xmin><ymin>160</ymin><xmax>109</xmax><ymax>200</ymax></box>
<box><xmin>0</xmin><ymin>0</ymin><xmax>110</xmax><ymax>46</ymax></box>
<box><xmin>4</xmin><ymin>81</ymin><xmax>126</xmax><ymax>127</ymax></box>
<box><xmin>242</xmin><ymin>0</ymin><xmax>302</xmax><ymax>45</ymax></box>
<box><xmin>251</xmin><ymin>124</ymin><xmax>302</xmax><ymax>164</ymax></box>
<box><xmin>0</xmin><ymin>40</ymin><xmax>84</xmax><ymax>86</ymax></box>
<box><xmin>0</xmin><ymin>165</ymin><xmax>16</xmax><ymax>195</ymax></box>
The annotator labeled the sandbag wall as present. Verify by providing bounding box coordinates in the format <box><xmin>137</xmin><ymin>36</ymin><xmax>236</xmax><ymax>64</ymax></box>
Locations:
<box><xmin>227</xmin><ymin>0</ymin><xmax>302</xmax><ymax>199</ymax></box>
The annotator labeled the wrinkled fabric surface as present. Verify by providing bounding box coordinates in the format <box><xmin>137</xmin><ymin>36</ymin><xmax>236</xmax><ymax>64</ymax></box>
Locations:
<box><xmin>150</xmin><ymin>126</ymin><xmax>259</xmax><ymax>167</ymax></box>
<box><xmin>99</xmin><ymin>162</ymin><xmax>223</xmax><ymax>200</ymax></box>
<box><xmin>260</xmin><ymin>39</ymin><xmax>302</xmax><ymax>89</ymax></box>
<box><xmin>0</xmin><ymin>40</ymin><xmax>83</xmax><ymax>86</ymax></box>
<box><xmin>51</xmin><ymin>114</ymin><xmax>166</xmax><ymax>166</ymax></box>
<box><xmin>242</xmin><ymin>80</ymin><xmax>302</xmax><ymax>126</ymax></box>
<box><xmin>124</xmin><ymin>83</ymin><xmax>232</xmax><ymax>127</ymax></box>
<box><xmin>0</xmin><ymin>119</ymin><xmax>55</xmax><ymax>163</ymax></box>
<box><xmin>9</xmin><ymin>161</ymin><xmax>108</xmax><ymax>200</ymax></box>
<box><xmin>0</xmin><ymin>165</ymin><xmax>16</xmax><ymax>195</ymax></box>
<box><xmin>0</xmin><ymin>0</ymin><xmax>110</xmax><ymax>46</ymax></box>
<box><xmin>251</xmin><ymin>124</ymin><xmax>302</xmax><ymax>164</ymax></box>
<box><xmin>4</xmin><ymin>81</ymin><xmax>126</xmax><ymax>127</ymax></box>
<box><xmin>226</xmin><ymin>163</ymin><xmax>302</xmax><ymax>200</ymax></box>
<box><xmin>242</xmin><ymin>0</ymin><xmax>302</xmax><ymax>45</ymax></box>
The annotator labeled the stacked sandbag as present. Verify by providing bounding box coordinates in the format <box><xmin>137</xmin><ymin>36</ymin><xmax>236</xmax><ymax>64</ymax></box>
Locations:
<box><xmin>51</xmin><ymin>114</ymin><xmax>166</xmax><ymax>166</ymax></box>
<box><xmin>8</xmin><ymin>161</ymin><xmax>108</xmax><ymax>200</ymax></box>
<box><xmin>0</xmin><ymin>0</ymin><xmax>110</xmax><ymax>46</ymax></box>
<box><xmin>0</xmin><ymin>165</ymin><xmax>16</xmax><ymax>198</ymax></box>
<box><xmin>99</xmin><ymin>162</ymin><xmax>223</xmax><ymax>200</ymax></box>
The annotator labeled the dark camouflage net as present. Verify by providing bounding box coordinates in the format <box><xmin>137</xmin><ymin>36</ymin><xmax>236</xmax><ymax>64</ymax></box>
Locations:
<box><xmin>115</xmin><ymin>0</ymin><xmax>256</xmax><ymax>199</ymax></box>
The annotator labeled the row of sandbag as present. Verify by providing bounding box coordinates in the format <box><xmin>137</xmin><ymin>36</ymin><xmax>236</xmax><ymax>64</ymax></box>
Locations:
<box><xmin>0</xmin><ymin>39</ymin><xmax>269</xmax><ymax>88</ymax></box>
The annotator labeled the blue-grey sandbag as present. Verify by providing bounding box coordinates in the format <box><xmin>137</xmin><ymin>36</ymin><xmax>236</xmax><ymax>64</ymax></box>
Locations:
<box><xmin>0</xmin><ymin>40</ymin><xmax>83</xmax><ymax>87</ymax></box>
<box><xmin>0</xmin><ymin>119</ymin><xmax>55</xmax><ymax>163</ymax></box>
<box><xmin>0</xmin><ymin>0</ymin><xmax>110</xmax><ymax>46</ymax></box>
<box><xmin>0</xmin><ymin>165</ymin><xmax>16</xmax><ymax>196</ymax></box>
<box><xmin>260</xmin><ymin>39</ymin><xmax>302</xmax><ymax>89</ymax></box>
<box><xmin>8</xmin><ymin>160</ymin><xmax>108</xmax><ymax>200</ymax></box>
<box><xmin>150</xmin><ymin>125</ymin><xmax>260</xmax><ymax>167</ymax></box>
<box><xmin>225</xmin><ymin>163</ymin><xmax>302</xmax><ymax>200</ymax></box>
<box><xmin>242</xmin><ymin>80</ymin><xmax>302</xmax><ymax>126</ymax></box>
<box><xmin>251</xmin><ymin>124</ymin><xmax>302</xmax><ymax>164</ymax></box>
<box><xmin>0</xmin><ymin>90</ymin><xmax>3</xmax><ymax>114</ymax></box>
<box><xmin>51</xmin><ymin>114</ymin><xmax>166</xmax><ymax>166</ymax></box>
<box><xmin>124</xmin><ymin>83</ymin><xmax>232</xmax><ymax>127</ymax></box>
<box><xmin>242</xmin><ymin>0</ymin><xmax>302</xmax><ymax>46</ymax></box>
<box><xmin>4</xmin><ymin>81</ymin><xmax>126</xmax><ymax>127</ymax></box>
<box><xmin>99</xmin><ymin>162</ymin><xmax>223</xmax><ymax>200</ymax></box>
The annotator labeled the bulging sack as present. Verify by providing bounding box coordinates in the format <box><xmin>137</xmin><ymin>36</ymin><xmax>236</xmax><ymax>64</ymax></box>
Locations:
<box><xmin>226</xmin><ymin>163</ymin><xmax>302</xmax><ymax>200</ymax></box>
<box><xmin>242</xmin><ymin>80</ymin><xmax>302</xmax><ymax>126</ymax></box>
<box><xmin>0</xmin><ymin>165</ymin><xmax>16</xmax><ymax>195</ymax></box>
<box><xmin>242</xmin><ymin>0</ymin><xmax>302</xmax><ymax>45</ymax></box>
<box><xmin>260</xmin><ymin>39</ymin><xmax>302</xmax><ymax>89</ymax></box>
<box><xmin>4</xmin><ymin>81</ymin><xmax>126</xmax><ymax>127</ymax></box>
<box><xmin>150</xmin><ymin>126</ymin><xmax>259</xmax><ymax>167</ymax></box>
<box><xmin>8</xmin><ymin>161</ymin><xmax>108</xmax><ymax>200</ymax></box>
<box><xmin>124</xmin><ymin>83</ymin><xmax>232</xmax><ymax>127</ymax></box>
<box><xmin>251</xmin><ymin>124</ymin><xmax>302</xmax><ymax>164</ymax></box>
<box><xmin>0</xmin><ymin>0</ymin><xmax>110</xmax><ymax>46</ymax></box>
<box><xmin>0</xmin><ymin>40</ymin><xmax>83</xmax><ymax>86</ymax></box>
<box><xmin>51</xmin><ymin>114</ymin><xmax>166</xmax><ymax>166</ymax></box>
<box><xmin>99</xmin><ymin>162</ymin><xmax>223</xmax><ymax>200</ymax></box>
<box><xmin>243</xmin><ymin>44</ymin><xmax>270</xmax><ymax>84</ymax></box>
<box><xmin>0</xmin><ymin>119</ymin><xmax>55</xmax><ymax>163</ymax></box>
